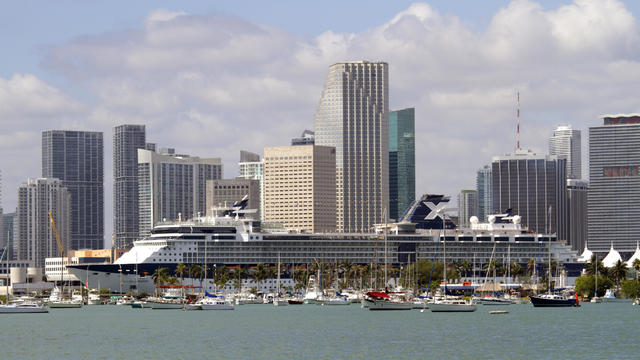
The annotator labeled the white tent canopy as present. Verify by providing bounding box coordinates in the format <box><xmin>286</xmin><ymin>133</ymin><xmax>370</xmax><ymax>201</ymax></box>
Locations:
<box><xmin>602</xmin><ymin>243</ymin><xmax>622</xmax><ymax>268</ymax></box>
<box><xmin>626</xmin><ymin>242</ymin><xmax>640</xmax><ymax>268</ymax></box>
<box><xmin>577</xmin><ymin>242</ymin><xmax>593</xmax><ymax>263</ymax></box>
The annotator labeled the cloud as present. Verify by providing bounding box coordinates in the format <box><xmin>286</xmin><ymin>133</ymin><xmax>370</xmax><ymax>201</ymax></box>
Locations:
<box><xmin>2</xmin><ymin>0</ymin><xmax>640</xmax><ymax>242</ymax></box>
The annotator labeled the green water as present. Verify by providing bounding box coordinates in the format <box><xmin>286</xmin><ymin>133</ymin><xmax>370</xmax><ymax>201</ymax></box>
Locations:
<box><xmin>1</xmin><ymin>302</ymin><xmax>638</xmax><ymax>359</ymax></box>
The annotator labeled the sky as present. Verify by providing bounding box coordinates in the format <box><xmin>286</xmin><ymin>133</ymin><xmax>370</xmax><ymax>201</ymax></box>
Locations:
<box><xmin>1</xmin><ymin>0</ymin><xmax>639</xmax><ymax>247</ymax></box>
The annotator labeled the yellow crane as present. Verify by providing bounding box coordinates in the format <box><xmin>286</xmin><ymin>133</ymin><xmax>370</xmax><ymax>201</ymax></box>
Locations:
<box><xmin>47</xmin><ymin>211</ymin><xmax>65</xmax><ymax>258</ymax></box>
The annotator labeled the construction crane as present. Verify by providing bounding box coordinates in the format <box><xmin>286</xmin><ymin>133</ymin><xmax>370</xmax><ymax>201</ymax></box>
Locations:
<box><xmin>47</xmin><ymin>211</ymin><xmax>65</xmax><ymax>258</ymax></box>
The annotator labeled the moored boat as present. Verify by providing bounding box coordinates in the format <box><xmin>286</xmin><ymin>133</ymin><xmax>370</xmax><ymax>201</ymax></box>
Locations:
<box><xmin>430</xmin><ymin>297</ymin><xmax>477</xmax><ymax>312</ymax></box>
<box><xmin>0</xmin><ymin>302</ymin><xmax>48</xmax><ymax>314</ymax></box>
<box><xmin>364</xmin><ymin>292</ymin><xmax>412</xmax><ymax>311</ymax></box>
<box><xmin>530</xmin><ymin>293</ymin><xmax>578</xmax><ymax>307</ymax></box>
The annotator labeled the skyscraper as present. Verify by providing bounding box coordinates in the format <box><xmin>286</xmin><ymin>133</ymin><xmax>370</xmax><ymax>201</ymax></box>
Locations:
<box><xmin>476</xmin><ymin>165</ymin><xmax>492</xmax><ymax>222</ymax></box>
<box><xmin>314</xmin><ymin>61</ymin><xmax>389</xmax><ymax>232</ymax></box>
<box><xmin>492</xmin><ymin>149</ymin><xmax>568</xmax><ymax>239</ymax></box>
<box><xmin>588</xmin><ymin>114</ymin><xmax>640</xmax><ymax>251</ymax></box>
<box><xmin>457</xmin><ymin>190</ymin><xmax>478</xmax><ymax>228</ymax></box>
<box><xmin>264</xmin><ymin>145</ymin><xmax>336</xmax><ymax>233</ymax></box>
<box><xmin>549</xmin><ymin>125</ymin><xmax>582</xmax><ymax>179</ymax></box>
<box><xmin>16</xmin><ymin>178</ymin><xmax>71</xmax><ymax>268</ymax></box>
<box><xmin>42</xmin><ymin>130</ymin><xmax>104</xmax><ymax>250</ymax></box>
<box><xmin>113</xmin><ymin>125</ymin><xmax>146</xmax><ymax>249</ymax></box>
<box><xmin>137</xmin><ymin>149</ymin><xmax>223</xmax><ymax>238</ymax></box>
<box><xmin>389</xmin><ymin>108</ymin><xmax>415</xmax><ymax>220</ymax></box>
<box><xmin>567</xmin><ymin>179</ymin><xmax>588</xmax><ymax>253</ymax></box>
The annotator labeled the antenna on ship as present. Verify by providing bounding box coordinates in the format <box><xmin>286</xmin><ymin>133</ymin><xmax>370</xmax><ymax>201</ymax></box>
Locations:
<box><xmin>516</xmin><ymin>91</ymin><xmax>521</xmax><ymax>151</ymax></box>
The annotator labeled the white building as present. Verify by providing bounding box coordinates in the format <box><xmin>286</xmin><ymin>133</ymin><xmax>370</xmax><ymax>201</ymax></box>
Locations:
<box><xmin>137</xmin><ymin>149</ymin><xmax>223</xmax><ymax>239</ymax></box>
<box><xmin>16</xmin><ymin>178</ymin><xmax>71</xmax><ymax>269</ymax></box>
<box><xmin>238</xmin><ymin>151</ymin><xmax>264</xmax><ymax>220</ymax></box>
<box><xmin>314</xmin><ymin>61</ymin><xmax>389</xmax><ymax>232</ymax></box>
<box><xmin>549</xmin><ymin>125</ymin><xmax>582</xmax><ymax>180</ymax></box>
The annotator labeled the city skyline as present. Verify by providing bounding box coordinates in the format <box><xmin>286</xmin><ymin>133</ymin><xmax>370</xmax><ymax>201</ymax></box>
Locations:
<box><xmin>1</xmin><ymin>1</ymin><xmax>639</xmax><ymax>246</ymax></box>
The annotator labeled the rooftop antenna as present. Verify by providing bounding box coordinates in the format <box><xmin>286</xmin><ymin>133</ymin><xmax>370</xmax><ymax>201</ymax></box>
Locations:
<box><xmin>516</xmin><ymin>91</ymin><xmax>521</xmax><ymax>151</ymax></box>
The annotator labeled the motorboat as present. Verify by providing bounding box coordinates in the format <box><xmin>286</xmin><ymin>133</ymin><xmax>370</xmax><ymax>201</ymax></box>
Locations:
<box><xmin>197</xmin><ymin>295</ymin><xmax>234</xmax><ymax>310</ymax></box>
<box><xmin>48</xmin><ymin>288</ymin><xmax>83</xmax><ymax>308</ymax></box>
<box><xmin>323</xmin><ymin>296</ymin><xmax>350</xmax><ymax>306</ymax></box>
<box><xmin>430</xmin><ymin>297</ymin><xmax>477</xmax><ymax>312</ymax></box>
<box><xmin>602</xmin><ymin>289</ymin><xmax>629</xmax><ymax>303</ymax></box>
<box><xmin>273</xmin><ymin>297</ymin><xmax>289</xmax><ymax>307</ymax></box>
<box><xmin>0</xmin><ymin>302</ymin><xmax>48</xmax><ymax>314</ymax></box>
<box><xmin>88</xmin><ymin>292</ymin><xmax>102</xmax><ymax>305</ymax></box>
<box><xmin>477</xmin><ymin>296</ymin><xmax>512</xmax><ymax>306</ymax></box>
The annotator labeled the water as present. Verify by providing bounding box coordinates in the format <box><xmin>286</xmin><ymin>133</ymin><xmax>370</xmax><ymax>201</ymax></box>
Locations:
<box><xmin>1</xmin><ymin>302</ymin><xmax>639</xmax><ymax>359</ymax></box>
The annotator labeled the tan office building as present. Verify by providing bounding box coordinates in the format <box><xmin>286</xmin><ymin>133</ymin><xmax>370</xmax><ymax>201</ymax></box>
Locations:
<box><xmin>264</xmin><ymin>145</ymin><xmax>336</xmax><ymax>233</ymax></box>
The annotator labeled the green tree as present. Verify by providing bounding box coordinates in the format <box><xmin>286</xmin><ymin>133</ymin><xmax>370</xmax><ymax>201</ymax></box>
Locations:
<box><xmin>610</xmin><ymin>260</ymin><xmax>628</xmax><ymax>287</ymax></box>
<box><xmin>151</xmin><ymin>267</ymin><xmax>170</xmax><ymax>286</ymax></box>
<box><xmin>575</xmin><ymin>275</ymin><xmax>612</xmax><ymax>298</ymax></box>
<box><xmin>189</xmin><ymin>264</ymin><xmax>202</xmax><ymax>288</ymax></box>
<box><xmin>621</xmin><ymin>279</ymin><xmax>640</xmax><ymax>299</ymax></box>
<box><xmin>175</xmin><ymin>263</ymin><xmax>187</xmax><ymax>285</ymax></box>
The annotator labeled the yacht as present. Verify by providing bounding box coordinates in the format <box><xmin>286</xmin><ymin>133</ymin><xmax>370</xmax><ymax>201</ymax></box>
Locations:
<box><xmin>0</xmin><ymin>302</ymin><xmax>48</xmax><ymax>314</ymax></box>
<box><xmin>363</xmin><ymin>291</ymin><xmax>412</xmax><ymax>311</ymax></box>
<box><xmin>48</xmin><ymin>287</ymin><xmax>83</xmax><ymax>308</ymax></box>
<box><xmin>430</xmin><ymin>297</ymin><xmax>477</xmax><ymax>312</ymax></box>
<box><xmin>530</xmin><ymin>293</ymin><xmax>578</xmax><ymax>307</ymax></box>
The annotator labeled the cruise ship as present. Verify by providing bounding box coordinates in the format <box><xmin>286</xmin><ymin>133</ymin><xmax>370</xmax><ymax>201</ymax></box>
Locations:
<box><xmin>67</xmin><ymin>195</ymin><xmax>580</xmax><ymax>293</ymax></box>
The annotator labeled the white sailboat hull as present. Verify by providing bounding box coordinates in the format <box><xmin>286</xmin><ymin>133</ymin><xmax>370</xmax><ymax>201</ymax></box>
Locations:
<box><xmin>430</xmin><ymin>303</ymin><xmax>477</xmax><ymax>312</ymax></box>
<box><xmin>0</xmin><ymin>304</ymin><xmax>48</xmax><ymax>313</ymax></box>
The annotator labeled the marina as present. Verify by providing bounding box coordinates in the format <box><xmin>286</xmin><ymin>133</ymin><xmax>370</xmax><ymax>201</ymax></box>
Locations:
<box><xmin>0</xmin><ymin>302</ymin><xmax>637</xmax><ymax>359</ymax></box>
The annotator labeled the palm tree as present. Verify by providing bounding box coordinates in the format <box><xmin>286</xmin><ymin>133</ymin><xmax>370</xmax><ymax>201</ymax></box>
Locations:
<box><xmin>511</xmin><ymin>262</ymin><xmax>523</xmax><ymax>279</ymax></box>
<box><xmin>611</xmin><ymin>260</ymin><xmax>628</xmax><ymax>287</ymax></box>
<box><xmin>527</xmin><ymin>258</ymin><xmax>536</xmax><ymax>278</ymax></box>
<box><xmin>151</xmin><ymin>267</ymin><xmax>170</xmax><ymax>286</ymax></box>
<box><xmin>339</xmin><ymin>260</ymin><xmax>353</xmax><ymax>287</ymax></box>
<box><xmin>175</xmin><ymin>263</ymin><xmax>187</xmax><ymax>285</ymax></box>
<box><xmin>189</xmin><ymin>264</ymin><xmax>202</xmax><ymax>288</ymax></box>
<box><xmin>633</xmin><ymin>259</ymin><xmax>640</xmax><ymax>281</ymax></box>
<box><xmin>254</xmin><ymin>263</ymin><xmax>267</xmax><ymax>292</ymax></box>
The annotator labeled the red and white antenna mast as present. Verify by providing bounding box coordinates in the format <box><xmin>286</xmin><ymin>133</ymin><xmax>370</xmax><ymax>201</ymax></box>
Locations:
<box><xmin>516</xmin><ymin>91</ymin><xmax>521</xmax><ymax>150</ymax></box>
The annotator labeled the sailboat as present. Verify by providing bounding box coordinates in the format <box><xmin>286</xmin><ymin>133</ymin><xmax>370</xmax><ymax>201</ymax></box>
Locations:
<box><xmin>430</xmin><ymin>208</ymin><xmax>476</xmax><ymax>312</ymax></box>
<box><xmin>530</xmin><ymin>207</ymin><xmax>578</xmax><ymax>307</ymax></box>
<box><xmin>0</xmin><ymin>246</ymin><xmax>48</xmax><ymax>314</ymax></box>
<box><xmin>273</xmin><ymin>253</ymin><xmax>288</xmax><ymax>307</ymax></box>
<box><xmin>190</xmin><ymin>233</ymin><xmax>234</xmax><ymax>310</ymax></box>
<box><xmin>590</xmin><ymin>255</ymin><xmax>602</xmax><ymax>303</ymax></box>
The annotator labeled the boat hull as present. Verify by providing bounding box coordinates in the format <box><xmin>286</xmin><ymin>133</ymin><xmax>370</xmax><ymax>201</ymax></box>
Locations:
<box><xmin>49</xmin><ymin>302</ymin><xmax>82</xmax><ymax>308</ymax></box>
<box><xmin>429</xmin><ymin>303</ymin><xmax>477</xmax><ymax>312</ymax></box>
<box><xmin>530</xmin><ymin>295</ymin><xmax>577</xmax><ymax>307</ymax></box>
<box><xmin>0</xmin><ymin>305</ymin><xmax>48</xmax><ymax>313</ymax></box>
<box><xmin>148</xmin><ymin>302</ymin><xmax>184</xmax><ymax>309</ymax></box>
<box><xmin>365</xmin><ymin>300</ymin><xmax>412</xmax><ymax>311</ymax></box>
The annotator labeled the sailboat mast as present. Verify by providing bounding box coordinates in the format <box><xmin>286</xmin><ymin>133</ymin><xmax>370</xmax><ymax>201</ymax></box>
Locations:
<box><xmin>547</xmin><ymin>206</ymin><xmax>552</xmax><ymax>293</ymax></box>
<box><xmin>384</xmin><ymin>207</ymin><xmax>387</xmax><ymax>288</ymax></box>
<box><xmin>442</xmin><ymin>210</ymin><xmax>446</xmax><ymax>291</ymax></box>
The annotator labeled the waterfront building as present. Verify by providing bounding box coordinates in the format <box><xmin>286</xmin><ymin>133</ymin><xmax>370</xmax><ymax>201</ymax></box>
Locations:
<box><xmin>567</xmin><ymin>179</ymin><xmax>588</xmax><ymax>253</ymax></box>
<box><xmin>0</xmin><ymin>169</ymin><xmax>3</xmax><ymax>254</ymax></box>
<box><xmin>457</xmin><ymin>190</ymin><xmax>478</xmax><ymax>228</ymax></box>
<box><xmin>549</xmin><ymin>125</ymin><xmax>582</xmax><ymax>179</ymax></box>
<box><xmin>2</xmin><ymin>212</ymin><xmax>16</xmax><ymax>260</ymax></box>
<box><xmin>16</xmin><ymin>178</ymin><xmax>71</xmax><ymax>269</ymax></box>
<box><xmin>206</xmin><ymin>179</ymin><xmax>260</xmax><ymax>219</ymax></box>
<box><xmin>264</xmin><ymin>145</ymin><xmax>336</xmax><ymax>233</ymax></box>
<box><xmin>588</xmin><ymin>114</ymin><xmax>640</xmax><ymax>251</ymax></box>
<box><xmin>476</xmin><ymin>165</ymin><xmax>493</xmax><ymax>222</ymax></box>
<box><xmin>389</xmin><ymin>108</ymin><xmax>415</xmax><ymax>221</ymax></box>
<box><xmin>238</xmin><ymin>151</ymin><xmax>264</xmax><ymax>221</ymax></box>
<box><xmin>314</xmin><ymin>61</ymin><xmax>389</xmax><ymax>232</ymax></box>
<box><xmin>291</xmin><ymin>130</ymin><xmax>315</xmax><ymax>146</ymax></box>
<box><xmin>113</xmin><ymin>125</ymin><xmax>146</xmax><ymax>249</ymax></box>
<box><xmin>492</xmin><ymin>149</ymin><xmax>568</xmax><ymax>240</ymax></box>
<box><xmin>42</xmin><ymin>130</ymin><xmax>104</xmax><ymax>250</ymax></box>
<box><xmin>137</xmin><ymin>148</ymin><xmax>223</xmax><ymax>238</ymax></box>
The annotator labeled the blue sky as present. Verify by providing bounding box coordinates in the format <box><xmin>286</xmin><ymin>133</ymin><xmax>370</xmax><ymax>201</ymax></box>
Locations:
<box><xmin>1</xmin><ymin>1</ymin><xmax>639</xmax><ymax>245</ymax></box>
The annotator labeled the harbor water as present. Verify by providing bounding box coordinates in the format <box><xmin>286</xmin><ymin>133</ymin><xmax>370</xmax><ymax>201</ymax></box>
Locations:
<box><xmin>2</xmin><ymin>302</ymin><xmax>638</xmax><ymax>359</ymax></box>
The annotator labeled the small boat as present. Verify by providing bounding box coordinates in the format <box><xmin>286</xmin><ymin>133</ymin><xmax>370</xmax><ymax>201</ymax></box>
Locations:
<box><xmin>478</xmin><ymin>296</ymin><xmax>512</xmax><ymax>306</ymax></box>
<box><xmin>590</xmin><ymin>296</ymin><xmax>603</xmax><ymax>303</ymax></box>
<box><xmin>323</xmin><ymin>296</ymin><xmax>350</xmax><ymax>306</ymax></box>
<box><xmin>131</xmin><ymin>300</ymin><xmax>150</xmax><ymax>309</ymax></box>
<box><xmin>197</xmin><ymin>296</ymin><xmax>234</xmax><ymax>310</ymax></box>
<box><xmin>364</xmin><ymin>292</ymin><xmax>413</xmax><ymax>311</ymax></box>
<box><xmin>430</xmin><ymin>297</ymin><xmax>477</xmax><ymax>312</ymax></box>
<box><xmin>602</xmin><ymin>289</ymin><xmax>630</xmax><ymax>303</ymax></box>
<box><xmin>116</xmin><ymin>296</ymin><xmax>135</xmax><ymax>306</ymax></box>
<box><xmin>489</xmin><ymin>310</ymin><xmax>509</xmax><ymax>314</ymax></box>
<box><xmin>0</xmin><ymin>302</ymin><xmax>48</xmax><ymax>314</ymax></box>
<box><xmin>273</xmin><ymin>298</ymin><xmax>289</xmax><ymax>307</ymax></box>
<box><xmin>530</xmin><ymin>293</ymin><xmax>578</xmax><ymax>307</ymax></box>
<box><xmin>88</xmin><ymin>292</ymin><xmax>102</xmax><ymax>305</ymax></box>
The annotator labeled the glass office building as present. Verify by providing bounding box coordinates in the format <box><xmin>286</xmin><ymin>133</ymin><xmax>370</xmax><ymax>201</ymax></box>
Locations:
<box><xmin>42</xmin><ymin>130</ymin><xmax>104</xmax><ymax>250</ymax></box>
<box><xmin>389</xmin><ymin>108</ymin><xmax>415</xmax><ymax>220</ymax></box>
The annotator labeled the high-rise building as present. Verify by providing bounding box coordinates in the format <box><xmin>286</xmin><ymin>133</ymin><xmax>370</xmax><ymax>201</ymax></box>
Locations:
<box><xmin>113</xmin><ymin>125</ymin><xmax>146</xmax><ymax>249</ymax></box>
<box><xmin>264</xmin><ymin>145</ymin><xmax>336</xmax><ymax>233</ymax></box>
<box><xmin>476</xmin><ymin>165</ymin><xmax>493</xmax><ymax>222</ymax></box>
<box><xmin>291</xmin><ymin>130</ymin><xmax>315</xmax><ymax>146</ymax></box>
<box><xmin>238</xmin><ymin>151</ymin><xmax>264</xmax><ymax>220</ymax></box>
<box><xmin>42</xmin><ymin>130</ymin><xmax>103</xmax><ymax>250</ymax></box>
<box><xmin>206</xmin><ymin>179</ymin><xmax>260</xmax><ymax>218</ymax></box>
<box><xmin>567</xmin><ymin>179</ymin><xmax>588</xmax><ymax>253</ymax></box>
<box><xmin>389</xmin><ymin>108</ymin><xmax>415</xmax><ymax>220</ymax></box>
<box><xmin>0</xmin><ymin>169</ymin><xmax>3</xmax><ymax>254</ymax></box>
<box><xmin>549</xmin><ymin>125</ymin><xmax>582</xmax><ymax>179</ymax></box>
<box><xmin>492</xmin><ymin>149</ymin><xmax>568</xmax><ymax>239</ymax></box>
<box><xmin>137</xmin><ymin>149</ymin><xmax>223</xmax><ymax>238</ymax></box>
<box><xmin>457</xmin><ymin>190</ymin><xmax>478</xmax><ymax>228</ymax></box>
<box><xmin>16</xmin><ymin>178</ymin><xmax>71</xmax><ymax>268</ymax></box>
<box><xmin>314</xmin><ymin>61</ymin><xmax>389</xmax><ymax>232</ymax></box>
<box><xmin>588</xmin><ymin>114</ymin><xmax>640</xmax><ymax>251</ymax></box>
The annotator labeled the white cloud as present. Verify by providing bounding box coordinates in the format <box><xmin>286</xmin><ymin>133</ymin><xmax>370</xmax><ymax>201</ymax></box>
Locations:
<box><xmin>2</xmin><ymin>0</ymin><xmax>640</xmax><ymax>242</ymax></box>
